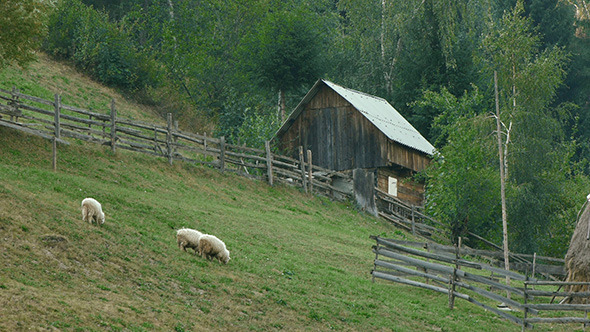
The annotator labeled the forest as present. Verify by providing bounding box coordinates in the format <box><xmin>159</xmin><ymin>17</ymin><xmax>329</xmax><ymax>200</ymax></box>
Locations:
<box><xmin>3</xmin><ymin>0</ymin><xmax>590</xmax><ymax>258</ymax></box>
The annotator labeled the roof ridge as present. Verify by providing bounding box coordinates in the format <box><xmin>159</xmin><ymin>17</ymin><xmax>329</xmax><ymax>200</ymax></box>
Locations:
<box><xmin>322</xmin><ymin>80</ymin><xmax>388</xmax><ymax>102</ymax></box>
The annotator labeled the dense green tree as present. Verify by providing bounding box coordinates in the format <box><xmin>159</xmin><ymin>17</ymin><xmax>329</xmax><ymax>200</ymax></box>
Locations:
<box><xmin>244</xmin><ymin>6</ymin><xmax>326</xmax><ymax>121</ymax></box>
<box><xmin>44</xmin><ymin>0</ymin><xmax>157</xmax><ymax>91</ymax></box>
<box><xmin>419</xmin><ymin>87</ymin><xmax>502</xmax><ymax>246</ymax></box>
<box><xmin>524</xmin><ymin>0</ymin><xmax>575</xmax><ymax>48</ymax></box>
<box><xmin>0</xmin><ymin>0</ymin><xmax>50</xmax><ymax>70</ymax></box>
<box><xmin>333</xmin><ymin>0</ymin><xmax>487</xmax><ymax>141</ymax></box>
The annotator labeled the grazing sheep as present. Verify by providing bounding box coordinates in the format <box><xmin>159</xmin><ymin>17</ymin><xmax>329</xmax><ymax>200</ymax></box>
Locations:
<box><xmin>176</xmin><ymin>228</ymin><xmax>203</xmax><ymax>255</ymax></box>
<box><xmin>81</xmin><ymin>198</ymin><xmax>105</xmax><ymax>226</ymax></box>
<box><xmin>197</xmin><ymin>234</ymin><xmax>230</xmax><ymax>264</ymax></box>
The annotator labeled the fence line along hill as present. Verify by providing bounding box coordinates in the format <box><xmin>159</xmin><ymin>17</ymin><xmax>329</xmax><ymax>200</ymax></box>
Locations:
<box><xmin>0</xmin><ymin>86</ymin><xmax>351</xmax><ymax>199</ymax></box>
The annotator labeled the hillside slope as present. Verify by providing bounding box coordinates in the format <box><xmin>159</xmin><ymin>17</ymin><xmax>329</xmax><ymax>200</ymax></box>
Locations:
<box><xmin>0</xmin><ymin>55</ymin><xmax>536</xmax><ymax>331</ymax></box>
<box><xmin>0</xmin><ymin>125</ymin><xmax>530</xmax><ymax>332</ymax></box>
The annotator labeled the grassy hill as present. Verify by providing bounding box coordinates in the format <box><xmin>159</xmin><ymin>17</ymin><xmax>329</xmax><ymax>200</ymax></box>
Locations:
<box><xmin>0</xmin><ymin>55</ymin><xmax>563</xmax><ymax>331</ymax></box>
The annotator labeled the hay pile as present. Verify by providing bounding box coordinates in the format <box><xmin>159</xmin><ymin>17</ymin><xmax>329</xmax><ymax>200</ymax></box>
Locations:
<box><xmin>564</xmin><ymin>198</ymin><xmax>590</xmax><ymax>303</ymax></box>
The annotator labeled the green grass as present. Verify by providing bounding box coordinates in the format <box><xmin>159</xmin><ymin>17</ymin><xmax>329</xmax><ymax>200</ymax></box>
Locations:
<box><xmin>0</xmin><ymin>54</ymin><xmax>580</xmax><ymax>331</ymax></box>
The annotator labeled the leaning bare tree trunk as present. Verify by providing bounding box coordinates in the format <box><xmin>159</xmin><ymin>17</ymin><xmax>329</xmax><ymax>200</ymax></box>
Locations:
<box><xmin>278</xmin><ymin>90</ymin><xmax>286</xmax><ymax>122</ymax></box>
<box><xmin>495</xmin><ymin>71</ymin><xmax>511</xmax><ymax>297</ymax></box>
<box><xmin>564</xmin><ymin>197</ymin><xmax>590</xmax><ymax>303</ymax></box>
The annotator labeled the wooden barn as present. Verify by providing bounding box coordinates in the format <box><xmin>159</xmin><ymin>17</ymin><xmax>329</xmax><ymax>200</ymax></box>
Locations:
<box><xmin>272</xmin><ymin>79</ymin><xmax>435</xmax><ymax>207</ymax></box>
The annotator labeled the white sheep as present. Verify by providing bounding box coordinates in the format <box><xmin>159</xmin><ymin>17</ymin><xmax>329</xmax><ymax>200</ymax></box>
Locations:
<box><xmin>197</xmin><ymin>234</ymin><xmax>230</xmax><ymax>264</ymax></box>
<box><xmin>176</xmin><ymin>228</ymin><xmax>203</xmax><ymax>255</ymax></box>
<box><xmin>81</xmin><ymin>198</ymin><xmax>105</xmax><ymax>226</ymax></box>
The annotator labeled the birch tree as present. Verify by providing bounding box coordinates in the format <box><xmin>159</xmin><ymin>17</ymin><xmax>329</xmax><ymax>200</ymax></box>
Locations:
<box><xmin>482</xmin><ymin>1</ymin><xmax>568</xmax><ymax>255</ymax></box>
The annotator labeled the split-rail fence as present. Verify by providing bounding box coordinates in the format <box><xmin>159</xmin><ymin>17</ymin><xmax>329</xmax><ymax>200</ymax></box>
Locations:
<box><xmin>0</xmin><ymin>87</ymin><xmax>352</xmax><ymax>200</ymax></box>
<box><xmin>371</xmin><ymin>236</ymin><xmax>585</xmax><ymax>330</ymax></box>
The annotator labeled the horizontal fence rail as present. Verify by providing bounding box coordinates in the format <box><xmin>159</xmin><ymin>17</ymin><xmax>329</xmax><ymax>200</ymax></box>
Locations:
<box><xmin>371</xmin><ymin>236</ymin><xmax>587</xmax><ymax>330</ymax></box>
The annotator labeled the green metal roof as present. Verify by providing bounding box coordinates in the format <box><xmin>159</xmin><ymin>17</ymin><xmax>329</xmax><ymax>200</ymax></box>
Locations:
<box><xmin>275</xmin><ymin>79</ymin><xmax>436</xmax><ymax>156</ymax></box>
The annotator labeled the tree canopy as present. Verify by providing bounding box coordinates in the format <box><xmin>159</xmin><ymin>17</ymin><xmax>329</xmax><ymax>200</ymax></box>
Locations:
<box><xmin>0</xmin><ymin>0</ymin><xmax>50</xmax><ymax>70</ymax></box>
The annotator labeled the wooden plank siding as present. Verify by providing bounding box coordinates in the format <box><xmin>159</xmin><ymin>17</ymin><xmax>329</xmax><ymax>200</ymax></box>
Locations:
<box><xmin>376</xmin><ymin>167</ymin><xmax>424</xmax><ymax>206</ymax></box>
<box><xmin>276</xmin><ymin>84</ymin><xmax>431</xmax><ymax>173</ymax></box>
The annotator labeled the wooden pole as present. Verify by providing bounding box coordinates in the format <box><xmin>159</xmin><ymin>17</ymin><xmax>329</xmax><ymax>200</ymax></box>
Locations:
<box><xmin>411</xmin><ymin>205</ymin><xmax>416</xmax><ymax>236</ymax></box>
<box><xmin>522</xmin><ymin>275</ymin><xmax>534</xmax><ymax>332</ymax></box>
<box><xmin>372</xmin><ymin>239</ymin><xmax>379</xmax><ymax>283</ymax></box>
<box><xmin>167</xmin><ymin>113</ymin><xmax>173</xmax><ymax>165</ymax></box>
<box><xmin>532</xmin><ymin>252</ymin><xmax>537</xmax><ymax>290</ymax></box>
<box><xmin>449</xmin><ymin>237</ymin><xmax>461</xmax><ymax>309</ymax></box>
<box><xmin>52</xmin><ymin>137</ymin><xmax>57</xmax><ymax>172</ymax></box>
<box><xmin>153</xmin><ymin>126</ymin><xmax>158</xmax><ymax>153</ymax></box>
<box><xmin>265</xmin><ymin>141</ymin><xmax>273</xmax><ymax>186</ymax></box>
<box><xmin>11</xmin><ymin>86</ymin><xmax>18</xmax><ymax>122</ymax></box>
<box><xmin>173</xmin><ymin>119</ymin><xmax>179</xmax><ymax>149</ymax></box>
<box><xmin>307</xmin><ymin>149</ymin><xmax>313</xmax><ymax>193</ymax></box>
<box><xmin>299</xmin><ymin>146</ymin><xmax>307</xmax><ymax>193</ymax></box>
<box><xmin>52</xmin><ymin>94</ymin><xmax>61</xmax><ymax>171</ymax></box>
<box><xmin>219</xmin><ymin>136</ymin><xmax>225</xmax><ymax>172</ymax></box>
<box><xmin>110</xmin><ymin>99</ymin><xmax>117</xmax><ymax>152</ymax></box>
<box><xmin>495</xmin><ymin>71</ymin><xmax>511</xmax><ymax>298</ymax></box>
<box><xmin>54</xmin><ymin>94</ymin><xmax>61</xmax><ymax>138</ymax></box>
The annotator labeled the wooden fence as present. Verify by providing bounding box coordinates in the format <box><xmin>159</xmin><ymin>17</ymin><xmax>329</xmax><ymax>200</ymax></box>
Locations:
<box><xmin>371</xmin><ymin>236</ymin><xmax>585</xmax><ymax>330</ymax></box>
<box><xmin>375</xmin><ymin>189</ymin><xmax>566</xmax><ymax>280</ymax></box>
<box><xmin>0</xmin><ymin>87</ymin><xmax>353</xmax><ymax>200</ymax></box>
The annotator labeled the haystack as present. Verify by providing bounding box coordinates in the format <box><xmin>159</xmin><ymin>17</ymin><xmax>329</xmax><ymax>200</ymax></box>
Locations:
<box><xmin>563</xmin><ymin>196</ymin><xmax>590</xmax><ymax>303</ymax></box>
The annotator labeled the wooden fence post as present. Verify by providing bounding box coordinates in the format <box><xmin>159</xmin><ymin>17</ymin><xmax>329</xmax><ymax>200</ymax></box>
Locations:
<box><xmin>173</xmin><ymin>119</ymin><xmax>179</xmax><ymax>149</ymax></box>
<box><xmin>449</xmin><ymin>237</ymin><xmax>461</xmax><ymax>309</ymax></box>
<box><xmin>153</xmin><ymin>126</ymin><xmax>158</xmax><ymax>153</ymax></box>
<box><xmin>522</xmin><ymin>275</ymin><xmax>534</xmax><ymax>332</ymax></box>
<box><xmin>52</xmin><ymin>94</ymin><xmax>61</xmax><ymax>172</ymax></box>
<box><xmin>11</xmin><ymin>86</ymin><xmax>18</xmax><ymax>122</ymax></box>
<box><xmin>299</xmin><ymin>146</ymin><xmax>307</xmax><ymax>193</ymax></box>
<box><xmin>372</xmin><ymin>238</ymin><xmax>379</xmax><ymax>283</ymax></box>
<box><xmin>52</xmin><ymin>137</ymin><xmax>57</xmax><ymax>172</ymax></box>
<box><xmin>54</xmin><ymin>94</ymin><xmax>61</xmax><ymax>139</ymax></box>
<box><xmin>219</xmin><ymin>136</ymin><xmax>225</xmax><ymax>172</ymax></box>
<box><xmin>167</xmin><ymin>113</ymin><xmax>173</xmax><ymax>165</ymax></box>
<box><xmin>110</xmin><ymin>99</ymin><xmax>116</xmax><ymax>152</ymax></box>
<box><xmin>411</xmin><ymin>205</ymin><xmax>416</xmax><ymax>236</ymax></box>
<box><xmin>265</xmin><ymin>141</ymin><xmax>273</xmax><ymax>186</ymax></box>
<box><xmin>307</xmin><ymin>149</ymin><xmax>313</xmax><ymax>193</ymax></box>
<box><xmin>532</xmin><ymin>253</ymin><xmax>537</xmax><ymax>285</ymax></box>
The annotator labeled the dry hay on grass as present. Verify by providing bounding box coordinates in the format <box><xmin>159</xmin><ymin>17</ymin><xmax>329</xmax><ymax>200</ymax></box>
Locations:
<box><xmin>564</xmin><ymin>199</ymin><xmax>590</xmax><ymax>303</ymax></box>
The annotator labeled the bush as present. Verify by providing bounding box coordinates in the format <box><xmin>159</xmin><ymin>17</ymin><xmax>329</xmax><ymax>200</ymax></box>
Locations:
<box><xmin>44</xmin><ymin>0</ymin><xmax>157</xmax><ymax>91</ymax></box>
<box><xmin>215</xmin><ymin>90</ymin><xmax>279</xmax><ymax>148</ymax></box>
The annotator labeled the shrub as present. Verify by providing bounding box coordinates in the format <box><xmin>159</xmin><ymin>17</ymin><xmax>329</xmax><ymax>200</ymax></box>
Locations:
<box><xmin>44</xmin><ymin>0</ymin><xmax>157</xmax><ymax>91</ymax></box>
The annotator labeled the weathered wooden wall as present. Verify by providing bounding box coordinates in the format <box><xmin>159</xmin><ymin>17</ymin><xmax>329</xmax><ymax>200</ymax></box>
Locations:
<box><xmin>376</xmin><ymin>167</ymin><xmax>424</xmax><ymax>206</ymax></box>
<box><xmin>386</xmin><ymin>140</ymin><xmax>431</xmax><ymax>173</ymax></box>
<box><xmin>353</xmin><ymin>168</ymin><xmax>377</xmax><ymax>216</ymax></box>
<box><xmin>277</xmin><ymin>84</ymin><xmax>431</xmax><ymax>175</ymax></box>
